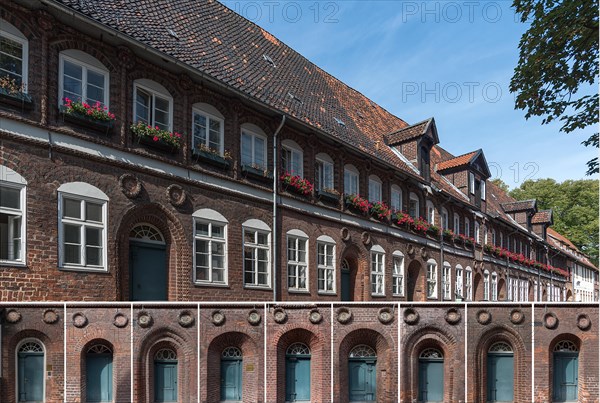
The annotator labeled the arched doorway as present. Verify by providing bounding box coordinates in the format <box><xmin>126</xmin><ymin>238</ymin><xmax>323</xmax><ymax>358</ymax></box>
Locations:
<box><xmin>154</xmin><ymin>348</ymin><xmax>178</xmax><ymax>402</ymax></box>
<box><xmin>129</xmin><ymin>224</ymin><xmax>167</xmax><ymax>301</ymax></box>
<box><xmin>418</xmin><ymin>348</ymin><xmax>444</xmax><ymax>402</ymax></box>
<box><xmin>348</xmin><ymin>345</ymin><xmax>377</xmax><ymax>401</ymax></box>
<box><xmin>406</xmin><ymin>260</ymin><xmax>422</xmax><ymax>301</ymax></box>
<box><xmin>17</xmin><ymin>340</ymin><xmax>45</xmax><ymax>403</ymax></box>
<box><xmin>220</xmin><ymin>347</ymin><xmax>243</xmax><ymax>401</ymax></box>
<box><xmin>487</xmin><ymin>342</ymin><xmax>514</xmax><ymax>402</ymax></box>
<box><xmin>341</xmin><ymin>259</ymin><xmax>352</xmax><ymax>301</ymax></box>
<box><xmin>86</xmin><ymin>344</ymin><xmax>113</xmax><ymax>402</ymax></box>
<box><xmin>553</xmin><ymin>340</ymin><xmax>578</xmax><ymax>402</ymax></box>
<box><xmin>285</xmin><ymin>343</ymin><xmax>311</xmax><ymax>402</ymax></box>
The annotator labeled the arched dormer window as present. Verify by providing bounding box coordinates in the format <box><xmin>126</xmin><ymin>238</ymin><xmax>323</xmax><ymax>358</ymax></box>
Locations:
<box><xmin>133</xmin><ymin>79</ymin><xmax>173</xmax><ymax>131</ymax></box>
<box><xmin>192</xmin><ymin>103</ymin><xmax>224</xmax><ymax>156</ymax></box>
<box><xmin>60</xmin><ymin>50</ymin><xmax>109</xmax><ymax>108</ymax></box>
<box><xmin>409</xmin><ymin>192</ymin><xmax>420</xmax><ymax>219</ymax></box>
<box><xmin>368</xmin><ymin>175</ymin><xmax>382</xmax><ymax>202</ymax></box>
<box><xmin>241</xmin><ymin>123</ymin><xmax>268</xmax><ymax>171</ymax></box>
<box><xmin>390</xmin><ymin>185</ymin><xmax>402</xmax><ymax>212</ymax></box>
<box><xmin>315</xmin><ymin>153</ymin><xmax>334</xmax><ymax>192</ymax></box>
<box><xmin>0</xmin><ymin>19</ymin><xmax>28</xmax><ymax>92</ymax></box>
<box><xmin>281</xmin><ymin>139</ymin><xmax>303</xmax><ymax>177</ymax></box>
<box><xmin>344</xmin><ymin>164</ymin><xmax>359</xmax><ymax>195</ymax></box>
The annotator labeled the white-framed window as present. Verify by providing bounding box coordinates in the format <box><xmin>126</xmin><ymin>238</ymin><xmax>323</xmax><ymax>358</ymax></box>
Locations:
<box><xmin>483</xmin><ymin>270</ymin><xmax>490</xmax><ymax>300</ymax></box>
<box><xmin>481</xmin><ymin>180</ymin><xmax>486</xmax><ymax>200</ymax></box>
<box><xmin>287</xmin><ymin>229</ymin><xmax>308</xmax><ymax>291</ymax></box>
<box><xmin>370</xmin><ymin>245</ymin><xmax>385</xmax><ymax>296</ymax></box>
<box><xmin>508</xmin><ymin>277</ymin><xmax>514</xmax><ymax>301</ymax></box>
<box><xmin>483</xmin><ymin>227</ymin><xmax>488</xmax><ymax>245</ymax></box>
<box><xmin>392</xmin><ymin>251</ymin><xmax>404</xmax><ymax>296</ymax></box>
<box><xmin>469</xmin><ymin>172</ymin><xmax>475</xmax><ymax>194</ymax></box>
<box><xmin>426</xmin><ymin>200</ymin><xmax>435</xmax><ymax>225</ymax></box>
<box><xmin>409</xmin><ymin>192</ymin><xmax>420</xmax><ymax>219</ymax></box>
<box><xmin>133</xmin><ymin>79</ymin><xmax>172</xmax><ymax>131</ymax></box>
<box><xmin>344</xmin><ymin>164</ymin><xmax>359</xmax><ymax>195</ymax></box>
<box><xmin>441</xmin><ymin>208</ymin><xmax>449</xmax><ymax>230</ymax></box>
<box><xmin>491</xmin><ymin>229</ymin><xmax>496</xmax><ymax>245</ymax></box>
<box><xmin>455</xmin><ymin>265</ymin><xmax>463</xmax><ymax>299</ymax></box>
<box><xmin>491</xmin><ymin>272</ymin><xmax>498</xmax><ymax>301</ymax></box>
<box><xmin>317</xmin><ymin>235</ymin><xmax>335</xmax><ymax>293</ymax></box>
<box><xmin>193</xmin><ymin>209</ymin><xmax>228</xmax><ymax>285</ymax></box>
<box><xmin>58</xmin><ymin>182</ymin><xmax>108</xmax><ymax>271</ymax></box>
<box><xmin>242</xmin><ymin>219</ymin><xmax>271</xmax><ymax>288</ymax></box>
<box><xmin>474</xmin><ymin>222</ymin><xmax>480</xmax><ymax>244</ymax></box>
<box><xmin>442</xmin><ymin>262</ymin><xmax>451</xmax><ymax>300</ymax></box>
<box><xmin>368</xmin><ymin>175</ymin><xmax>382</xmax><ymax>202</ymax></box>
<box><xmin>499</xmin><ymin>232</ymin><xmax>504</xmax><ymax>248</ymax></box>
<box><xmin>192</xmin><ymin>103</ymin><xmax>224</xmax><ymax>155</ymax></box>
<box><xmin>281</xmin><ymin>139</ymin><xmax>303</xmax><ymax>177</ymax></box>
<box><xmin>0</xmin><ymin>19</ymin><xmax>28</xmax><ymax>91</ymax></box>
<box><xmin>390</xmin><ymin>185</ymin><xmax>402</xmax><ymax>212</ymax></box>
<box><xmin>465</xmin><ymin>218</ymin><xmax>470</xmax><ymax>237</ymax></box>
<box><xmin>0</xmin><ymin>166</ymin><xmax>26</xmax><ymax>264</ymax></box>
<box><xmin>454</xmin><ymin>213</ymin><xmax>460</xmax><ymax>234</ymax></box>
<box><xmin>241</xmin><ymin>124</ymin><xmax>268</xmax><ymax>170</ymax></box>
<box><xmin>315</xmin><ymin>153</ymin><xmax>334</xmax><ymax>192</ymax></box>
<box><xmin>426</xmin><ymin>259</ymin><xmax>437</xmax><ymax>299</ymax></box>
<box><xmin>533</xmin><ymin>281</ymin><xmax>538</xmax><ymax>302</ymax></box>
<box><xmin>59</xmin><ymin>50</ymin><xmax>109</xmax><ymax>107</ymax></box>
<box><xmin>465</xmin><ymin>267</ymin><xmax>473</xmax><ymax>301</ymax></box>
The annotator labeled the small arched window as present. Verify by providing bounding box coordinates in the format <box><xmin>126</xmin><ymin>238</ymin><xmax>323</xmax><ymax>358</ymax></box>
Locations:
<box><xmin>315</xmin><ymin>153</ymin><xmax>334</xmax><ymax>192</ymax></box>
<box><xmin>344</xmin><ymin>164</ymin><xmax>359</xmax><ymax>195</ymax></box>
<box><xmin>368</xmin><ymin>175</ymin><xmax>382</xmax><ymax>202</ymax></box>
<box><xmin>60</xmin><ymin>49</ymin><xmax>109</xmax><ymax>108</ymax></box>
<box><xmin>426</xmin><ymin>200</ymin><xmax>435</xmax><ymax>224</ymax></box>
<box><xmin>192</xmin><ymin>103</ymin><xmax>225</xmax><ymax>155</ymax></box>
<box><xmin>286</xmin><ymin>343</ymin><xmax>310</xmax><ymax>356</ymax></box>
<box><xmin>281</xmin><ymin>139</ymin><xmax>304</xmax><ymax>177</ymax></box>
<box><xmin>241</xmin><ymin>123</ymin><xmax>268</xmax><ymax>171</ymax></box>
<box><xmin>390</xmin><ymin>185</ymin><xmax>402</xmax><ymax>212</ymax></box>
<box><xmin>409</xmin><ymin>192</ymin><xmax>420</xmax><ymax>219</ymax></box>
<box><xmin>349</xmin><ymin>345</ymin><xmax>376</xmax><ymax>358</ymax></box>
<box><xmin>1</xmin><ymin>18</ymin><xmax>28</xmax><ymax>91</ymax></box>
<box><xmin>133</xmin><ymin>79</ymin><xmax>173</xmax><ymax>131</ymax></box>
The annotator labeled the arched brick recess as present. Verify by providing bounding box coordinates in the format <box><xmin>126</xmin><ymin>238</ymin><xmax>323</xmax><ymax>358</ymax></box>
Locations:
<box><xmin>402</xmin><ymin>325</ymin><xmax>457</xmax><ymax>403</ymax></box>
<box><xmin>341</xmin><ymin>243</ymin><xmax>367</xmax><ymax>301</ymax></box>
<box><xmin>115</xmin><ymin>203</ymin><xmax>189</xmax><ymax>301</ymax></box>
<box><xmin>473</xmin><ymin>325</ymin><xmax>528</xmax><ymax>403</ymax></box>
<box><xmin>545</xmin><ymin>333</ymin><xmax>583</xmax><ymax>402</ymax></box>
<box><xmin>336</xmin><ymin>328</ymin><xmax>394</xmax><ymax>403</ymax></box>
<box><xmin>473</xmin><ymin>272</ymin><xmax>483</xmax><ymax>301</ymax></box>
<box><xmin>406</xmin><ymin>259</ymin><xmax>424</xmax><ymax>301</ymax></box>
<box><xmin>204</xmin><ymin>331</ymin><xmax>260</xmax><ymax>403</ymax></box>
<box><xmin>78</xmin><ymin>339</ymin><xmax>115</xmax><ymax>403</ymax></box>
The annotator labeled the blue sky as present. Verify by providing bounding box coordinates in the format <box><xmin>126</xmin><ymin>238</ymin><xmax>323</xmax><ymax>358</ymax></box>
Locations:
<box><xmin>221</xmin><ymin>0</ymin><xmax>598</xmax><ymax>188</ymax></box>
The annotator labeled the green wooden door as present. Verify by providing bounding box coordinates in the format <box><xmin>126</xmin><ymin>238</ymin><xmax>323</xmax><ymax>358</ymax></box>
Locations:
<box><xmin>285</xmin><ymin>357</ymin><xmax>310</xmax><ymax>401</ymax></box>
<box><xmin>418</xmin><ymin>359</ymin><xmax>443</xmax><ymax>402</ymax></box>
<box><xmin>86</xmin><ymin>353</ymin><xmax>113</xmax><ymax>402</ymax></box>
<box><xmin>553</xmin><ymin>353</ymin><xmax>578</xmax><ymax>402</ymax></box>
<box><xmin>221</xmin><ymin>359</ymin><xmax>242</xmax><ymax>401</ymax></box>
<box><xmin>349</xmin><ymin>359</ymin><xmax>376</xmax><ymax>401</ymax></box>
<box><xmin>18</xmin><ymin>352</ymin><xmax>44</xmax><ymax>402</ymax></box>
<box><xmin>130</xmin><ymin>241</ymin><xmax>167</xmax><ymax>301</ymax></box>
<box><xmin>487</xmin><ymin>354</ymin><xmax>514</xmax><ymax>402</ymax></box>
<box><xmin>154</xmin><ymin>361</ymin><xmax>178</xmax><ymax>402</ymax></box>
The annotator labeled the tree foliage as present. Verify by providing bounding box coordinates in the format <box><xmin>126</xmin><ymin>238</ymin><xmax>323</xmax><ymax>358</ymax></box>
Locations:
<box><xmin>510</xmin><ymin>178</ymin><xmax>599</xmax><ymax>266</ymax></box>
<box><xmin>510</xmin><ymin>0</ymin><xmax>599</xmax><ymax>175</ymax></box>
<box><xmin>491</xmin><ymin>178</ymin><xmax>510</xmax><ymax>192</ymax></box>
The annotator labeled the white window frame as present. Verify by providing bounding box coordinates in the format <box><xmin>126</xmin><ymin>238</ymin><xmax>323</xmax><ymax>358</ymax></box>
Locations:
<box><xmin>474</xmin><ymin>222</ymin><xmax>480</xmax><ymax>244</ymax></box>
<box><xmin>0</xmin><ymin>166</ymin><xmax>27</xmax><ymax>265</ymax></box>
<box><xmin>455</xmin><ymin>265</ymin><xmax>463</xmax><ymax>299</ymax></box>
<box><xmin>59</xmin><ymin>50</ymin><xmax>109</xmax><ymax>107</ymax></box>
<box><xmin>441</xmin><ymin>208</ymin><xmax>449</xmax><ymax>230</ymax></box>
<box><xmin>317</xmin><ymin>235</ymin><xmax>336</xmax><ymax>294</ymax></box>
<box><xmin>483</xmin><ymin>270</ymin><xmax>490</xmax><ymax>301</ymax></box>
<box><xmin>465</xmin><ymin>218</ymin><xmax>470</xmax><ymax>237</ymax></box>
<box><xmin>281</xmin><ymin>140</ymin><xmax>304</xmax><ymax>177</ymax></box>
<box><xmin>409</xmin><ymin>192</ymin><xmax>420</xmax><ymax>219</ymax></box>
<box><xmin>442</xmin><ymin>262</ymin><xmax>451</xmax><ymax>300</ymax></box>
<box><xmin>426</xmin><ymin>259</ymin><xmax>437</xmax><ymax>299</ymax></box>
<box><xmin>491</xmin><ymin>229</ymin><xmax>496</xmax><ymax>245</ymax></box>
<box><xmin>368</xmin><ymin>175</ymin><xmax>382</xmax><ymax>203</ymax></box>
<box><xmin>287</xmin><ymin>229</ymin><xmax>308</xmax><ymax>292</ymax></box>
<box><xmin>58</xmin><ymin>182</ymin><xmax>108</xmax><ymax>272</ymax></box>
<box><xmin>491</xmin><ymin>272</ymin><xmax>498</xmax><ymax>301</ymax></box>
<box><xmin>133</xmin><ymin>79</ymin><xmax>173</xmax><ymax>131</ymax></box>
<box><xmin>315</xmin><ymin>153</ymin><xmax>334</xmax><ymax>192</ymax></box>
<box><xmin>465</xmin><ymin>267</ymin><xmax>473</xmax><ymax>301</ymax></box>
<box><xmin>192</xmin><ymin>103</ymin><xmax>224</xmax><ymax>155</ymax></box>
<box><xmin>481</xmin><ymin>180</ymin><xmax>486</xmax><ymax>200</ymax></box>
<box><xmin>0</xmin><ymin>19</ymin><xmax>28</xmax><ymax>92</ymax></box>
<box><xmin>392</xmin><ymin>251</ymin><xmax>404</xmax><ymax>296</ymax></box>
<box><xmin>193</xmin><ymin>209</ymin><xmax>228</xmax><ymax>286</ymax></box>
<box><xmin>390</xmin><ymin>185</ymin><xmax>402</xmax><ymax>212</ymax></box>
<box><xmin>242</xmin><ymin>219</ymin><xmax>271</xmax><ymax>289</ymax></box>
<box><xmin>426</xmin><ymin>200</ymin><xmax>435</xmax><ymax>225</ymax></box>
<box><xmin>454</xmin><ymin>213</ymin><xmax>460</xmax><ymax>234</ymax></box>
<box><xmin>469</xmin><ymin>172</ymin><xmax>475</xmax><ymax>194</ymax></box>
<box><xmin>241</xmin><ymin>125</ymin><xmax>268</xmax><ymax>170</ymax></box>
<box><xmin>344</xmin><ymin>164</ymin><xmax>359</xmax><ymax>195</ymax></box>
<box><xmin>370</xmin><ymin>245</ymin><xmax>385</xmax><ymax>296</ymax></box>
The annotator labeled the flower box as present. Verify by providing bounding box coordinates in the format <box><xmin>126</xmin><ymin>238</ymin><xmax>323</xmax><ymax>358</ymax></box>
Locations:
<box><xmin>316</xmin><ymin>189</ymin><xmax>340</xmax><ymax>204</ymax></box>
<box><xmin>131</xmin><ymin>122</ymin><xmax>182</xmax><ymax>154</ymax></box>
<box><xmin>345</xmin><ymin>194</ymin><xmax>370</xmax><ymax>215</ymax></box>
<box><xmin>0</xmin><ymin>87</ymin><xmax>33</xmax><ymax>110</ymax></box>
<box><xmin>280</xmin><ymin>173</ymin><xmax>313</xmax><ymax>197</ymax></box>
<box><xmin>137</xmin><ymin>134</ymin><xmax>179</xmax><ymax>153</ymax></box>
<box><xmin>370</xmin><ymin>201</ymin><xmax>391</xmax><ymax>222</ymax></box>
<box><xmin>242</xmin><ymin>164</ymin><xmax>273</xmax><ymax>182</ymax></box>
<box><xmin>426</xmin><ymin>225</ymin><xmax>440</xmax><ymax>238</ymax></box>
<box><xmin>62</xmin><ymin>109</ymin><xmax>114</xmax><ymax>134</ymax></box>
<box><xmin>192</xmin><ymin>148</ymin><xmax>231</xmax><ymax>169</ymax></box>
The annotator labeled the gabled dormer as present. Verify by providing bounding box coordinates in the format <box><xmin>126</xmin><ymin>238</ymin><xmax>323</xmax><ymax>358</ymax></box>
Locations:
<box><xmin>436</xmin><ymin>149</ymin><xmax>491</xmax><ymax>210</ymax></box>
<box><xmin>385</xmin><ymin>118</ymin><xmax>439</xmax><ymax>182</ymax></box>
<box><xmin>501</xmin><ymin>199</ymin><xmax>537</xmax><ymax>229</ymax></box>
<box><xmin>531</xmin><ymin>209</ymin><xmax>553</xmax><ymax>239</ymax></box>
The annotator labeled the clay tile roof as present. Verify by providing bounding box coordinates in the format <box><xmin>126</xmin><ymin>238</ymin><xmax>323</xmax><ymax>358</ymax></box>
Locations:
<box><xmin>532</xmin><ymin>210</ymin><xmax>552</xmax><ymax>224</ymax></box>
<box><xmin>501</xmin><ymin>200</ymin><xmax>537</xmax><ymax>212</ymax></box>
<box><xmin>385</xmin><ymin>118</ymin><xmax>433</xmax><ymax>145</ymax></box>
<box><xmin>53</xmin><ymin>0</ymin><xmax>422</xmax><ymax>175</ymax></box>
<box><xmin>436</xmin><ymin>150</ymin><xmax>479</xmax><ymax>171</ymax></box>
<box><xmin>547</xmin><ymin>228</ymin><xmax>598</xmax><ymax>270</ymax></box>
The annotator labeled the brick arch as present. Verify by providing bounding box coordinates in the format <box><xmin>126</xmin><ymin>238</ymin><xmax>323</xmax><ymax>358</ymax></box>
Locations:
<box><xmin>78</xmin><ymin>338</ymin><xmax>115</xmax><ymax>403</ymax></box>
<box><xmin>547</xmin><ymin>333</ymin><xmax>584</xmax><ymax>403</ymax></box>
<box><xmin>473</xmin><ymin>272</ymin><xmax>483</xmax><ymax>301</ymax></box>
<box><xmin>473</xmin><ymin>325</ymin><xmax>528</xmax><ymax>403</ymax></box>
<box><xmin>337</xmin><ymin>328</ymin><xmax>394</xmax><ymax>403</ymax></box>
<box><xmin>406</xmin><ymin>258</ymin><xmax>424</xmax><ymax>301</ymax></box>
<box><xmin>0</xmin><ymin>7</ymin><xmax>39</xmax><ymax>41</ymax></box>
<box><xmin>340</xmin><ymin>242</ymin><xmax>368</xmax><ymax>301</ymax></box>
<box><xmin>273</xmin><ymin>327</ymin><xmax>325</xmax><ymax>403</ymax></box>
<box><xmin>137</xmin><ymin>326</ymin><xmax>196</xmax><ymax>403</ymax></box>
<box><xmin>49</xmin><ymin>37</ymin><xmax>117</xmax><ymax>72</ymax></box>
<box><xmin>402</xmin><ymin>325</ymin><xmax>458</xmax><ymax>403</ymax></box>
<box><xmin>188</xmin><ymin>91</ymin><xmax>232</xmax><ymax>120</ymax></box>
<box><xmin>114</xmin><ymin>202</ymin><xmax>189</xmax><ymax>301</ymax></box>
<box><xmin>128</xmin><ymin>67</ymin><xmax>180</xmax><ymax>99</ymax></box>
<box><xmin>238</xmin><ymin>113</ymin><xmax>276</xmax><ymax>136</ymax></box>
<box><xmin>204</xmin><ymin>331</ymin><xmax>260</xmax><ymax>403</ymax></box>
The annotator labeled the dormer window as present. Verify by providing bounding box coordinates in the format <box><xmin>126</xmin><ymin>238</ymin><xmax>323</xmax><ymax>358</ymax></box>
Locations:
<box><xmin>368</xmin><ymin>175</ymin><xmax>382</xmax><ymax>202</ymax></box>
<box><xmin>419</xmin><ymin>146</ymin><xmax>431</xmax><ymax>181</ymax></box>
<box><xmin>133</xmin><ymin>79</ymin><xmax>172</xmax><ymax>132</ymax></box>
<box><xmin>281</xmin><ymin>140</ymin><xmax>303</xmax><ymax>176</ymax></box>
<box><xmin>0</xmin><ymin>19</ymin><xmax>28</xmax><ymax>92</ymax></box>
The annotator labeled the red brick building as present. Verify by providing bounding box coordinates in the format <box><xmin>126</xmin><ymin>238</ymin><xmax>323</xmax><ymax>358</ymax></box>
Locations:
<box><xmin>0</xmin><ymin>0</ymin><xmax>598</xmax><ymax>402</ymax></box>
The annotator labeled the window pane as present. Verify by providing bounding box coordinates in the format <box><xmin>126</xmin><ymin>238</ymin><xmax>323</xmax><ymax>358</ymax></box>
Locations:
<box><xmin>85</xmin><ymin>227</ymin><xmax>102</xmax><ymax>247</ymax></box>
<box><xmin>209</xmin><ymin>119</ymin><xmax>222</xmax><ymax>150</ymax></box>
<box><xmin>86</xmin><ymin>246</ymin><xmax>101</xmax><ymax>266</ymax></box>
<box><xmin>135</xmin><ymin>89</ymin><xmax>150</xmax><ymax>124</ymax></box>
<box><xmin>257</xmin><ymin>233</ymin><xmax>268</xmax><ymax>245</ymax></box>
<box><xmin>155</xmin><ymin>96</ymin><xmax>170</xmax><ymax>112</ymax></box>
<box><xmin>87</xmin><ymin>69</ymin><xmax>104</xmax><ymax>88</ymax></box>
<box><xmin>196</xmin><ymin>222</ymin><xmax>209</xmax><ymax>236</ymax></box>
<box><xmin>63</xmin><ymin>61</ymin><xmax>83</xmax><ymax>100</ymax></box>
<box><xmin>241</xmin><ymin>133</ymin><xmax>252</xmax><ymax>165</ymax></box>
<box><xmin>211</xmin><ymin>224</ymin><xmax>224</xmax><ymax>239</ymax></box>
<box><xmin>254</xmin><ymin>136</ymin><xmax>265</xmax><ymax>167</ymax></box>
<box><xmin>63</xmin><ymin>198</ymin><xmax>81</xmax><ymax>219</ymax></box>
<box><xmin>86</xmin><ymin>202</ymin><xmax>103</xmax><ymax>222</ymax></box>
<box><xmin>64</xmin><ymin>224</ymin><xmax>81</xmax><ymax>243</ymax></box>
<box><xmin>64</xmin><ymin>244</ymin><xmax>81</xmax><ymax>264</ymax></box>
<box><xmin>154</xmin><ymin>109</ymin><xmax>169</xmax><ymax>131</ymax></box>
<box><xmin>244</xmin><ymin>230</ymin><xmax>255</xmax><ymax>244</ymax></box>
<box><xmin>0</xmin><ymin>186</ymin><xmax>20</xmax><ymax>209</ymax></box>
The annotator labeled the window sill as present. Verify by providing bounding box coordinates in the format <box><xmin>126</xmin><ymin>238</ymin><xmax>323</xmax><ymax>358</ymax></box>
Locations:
<box><xmin>371</xmin><ymin>293</ymin><xmax>386</xmax><ymax>298</ymax></box>
<box><xmin>0</xmin><ymin>261</ymin><xmax>28</xmax><ymax>268</ymax></box>
<box><xmin>318</xmin><ymin>291</ymin><xmax>337</xmax><ymax>296</ymax></box>
<box><xmin>0</xmin><ymin>89</ymin><xmax>34</xmax><ymax>110</ymax></box>
<box><xmin>243</xmin><ymin>285</ymin><xmax>272</xmax><ymax>290</ymax></box>
<box><xmin>392</xmin><ymin>293</ymin><xmax>404</xmax><ymax>298</ymax></box>
<box><xmin>288</xmin><ymin>289</ymin><xmax>310</xmax><ymax>294</ymax></box>
<box><xmin>193</xmin><ymin>282</ymin><xmax>230</xmax><ymax>288</ymax></box>
<box><xmin>59</xmin><ymin>265</ymin><xmax>108</xmax><ymax>273</ymax></box>
<box><xmin>192</xmin><ymin>149</ymin><xmax>231</xmax><ymax>170</ymax></box>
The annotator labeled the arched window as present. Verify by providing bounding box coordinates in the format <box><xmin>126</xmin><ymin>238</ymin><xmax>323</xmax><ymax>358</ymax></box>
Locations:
<box><xmin>130</xmin><ymin>224</ymin><xmax>165</xmax><ymax>243</ymax></box>
<box><xmin>368</xmin><ymin>175</ymin><xmax>382</xmax><ymax>202</ymax></box>
<box><xmin>193</xmin><ymin>209</ymin><xmax>228</xmax><ymax>285</ymax></box>
<box><xmin>344</xmin><ymin>164</ymin><xmax>359</xmax><ymax>196</ymax></box>
<box><xmin>487</xmin><ymin>342</ymin><xmax>514</xmax><ymax>402</ymax></box>
<box><xmin>1</xmin><ymin>19</ymin><xmax>29</xmax><ymax>91</ymax></box>
<box><xmin>453</xmin><ymin>213</ymin><xmax>460</xmax><ymax>234</ymax></box>
<box><xmin>465</xmin><ymin>267</ymin><xmax>473</xmax><ymax>301</ymax></box>
<box><xmin>426</xmin><ymin>259</ymin><xmax>438</xmax><ymax>299</ymax></box>
<box><xmin>315</xmin><ymin>153</ymin><xmax>334</xmax><ymax>192</ymax></box>
<box><xmin>154</xmin><ymin>348</ymin><xmax>178</xmax><ymax>402</ymax></box>
<box><xmin>483</xmin><ymin>270</ymin><xmax>490</xmax><ymax>301</ymax></box>
<box><xmin>426</xmin><ymin>200</ymin><xmax>435</xmax><ymax>225</ymax></box>
<box><xmin>242</xmin><ymin>219</ymin><xmax>271</xmax><ymax>288</ymax></box>
<box><xmin>442</xmin><ymin>262</ymin><xmax>451</xmax><ymax>300</ymax></box>
<box><xmin>491</xmin><ymin>229</ymin><xmax>497</xmax><ymax>245</ymax></box>
<box><xmin>455</xmin><ymin>265</ymin><xmax>463</xmax><ymax>300</ymax></box>
<box><xmin>441</xmin><ymin>208</ymin><xmax>449</xmax><ymax>230</ymax></box>
<box><xmin>58</xmin><ymin>182</ymin><xmax>108</xmax><ymax>271</ymax></box>
<box><xmin>465</xmin><ymin>218</ymin><xmax>470</xmax><ymax>237</ymax></box>
<box><xmin>474</xmin><ymin>222</ymin><xmax>480</xmax><ymax>244</ymax></box>
<box><xmin>192</xmin><ymin>103</ymin><xmax>224</xmax><ymax>155</ymax></box>
<box><xmin>348</xmin><ymin>345</ymin><xmax>377</xmax><ymax>401</ymax></box>
<box><xmin>281</xmin><ymin>139</ymin><xmax>304</xmax><ymax>177</ymax></box>
<box><xmin>221</xmin><ymin>347</ymin><xmax>243</xmax><ymax>401</ymax></box>
<box><xmin>241</xmin><ymin>123</ymin><xmax>268</xmax><ymax>170</ymax></box>
<box><xmin>491</xmin><ymin>272</ymin><xmax>498</xmax><ymax>301</ymax></box>
<box><xmin>17</xmin><ymin>340</ymin><xmax>45</xmax><ymax>402</ymax></box>
<box><xmin>86</xmin><ymin>344</ymin><xmax>113</xmax><ymax>402</ymax></box>
<box><xmin>287</xmin><ymin>229</ymin><xmax>309</xmax><ymax>292</ymax></box>
<box><xmin>133</xmin><ymin>79</ymin><xmax>173</xmax><ymax>131</ymax></box>
<box><xmin>317</xmin><ymin>235</ymin><xmax>335</xmax><ymax>294</ymax></box>
<box><xmin>390</xmin><ymin>185</ymin><xmax>402</xmax><ymax>212</ymax></box>
<box><xmin>418</xmin><ymin>348</ymin><xmax>444</xmax><ymax>402</ymax></box>
<box><xmin>0</xmin><ymin>165</ymin><xmax>26</xmax><ymax>264</ymax></box>
<box><xmin>392</xmin><ymin>251</ymin><xmax>404</xmax><ymax>296</ymax></box>
<box><xmin>285</xmin><ymin>343</ymin><xmax>311</xmax><ymax>401</ymax></box>
<box><xmin>59</xmin><ymin>49</ymin><xmax>109</xmax><ymax>108</ymax></box>
<box><xmin>370</xmin><ymin>245</ymin><xmax>385</xmax><ymax>296</ymax></box>
<box><xmin>409</xmin><ymin>192</ymin><xmax>420</xmax><ymax>219</ymax></box>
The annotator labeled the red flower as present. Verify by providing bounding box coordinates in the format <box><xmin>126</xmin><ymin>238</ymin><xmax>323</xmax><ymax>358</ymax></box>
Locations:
<box><xmin>153</xmin><ymin>136</ymin><xmax>159</xmax><ymax>142</ymax></box>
